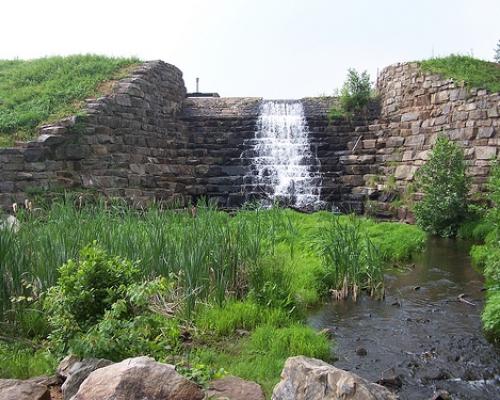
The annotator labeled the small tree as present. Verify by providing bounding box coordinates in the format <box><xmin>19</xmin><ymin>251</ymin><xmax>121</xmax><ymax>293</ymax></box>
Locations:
<box><xmin>414</xmin><ymin>136</ymin><xmax>470</xmax><ymax>237</ymax></box>
<box><xmin>495</xmin><ymin>39</ymin><xmax>500</xmax><ymax>63</ymax></box>
<box><xmin>339</xmin><ymin>69</ymin><xmax>372</xmax><ymax>113</ymax></box>
<box><xmin>329</xmin><ymin>69</ymin><xmax>373</xmax><ymax>121</ymax></box>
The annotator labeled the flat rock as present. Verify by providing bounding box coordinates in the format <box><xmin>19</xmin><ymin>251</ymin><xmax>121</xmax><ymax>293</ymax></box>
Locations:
<box><xmin>0</xmin><ymin>379</ymin><xmax>50</xmax><ymax>400</ymax></box>
<box><xmin>207</xmin><ymin>376</ymin><xmax>265</xmax><ymax>400</ymax></box>
<box><xmin>71</xmin><ymin>356</ymin><xmax>204</xmax><ymax>400</ymax></box>
<box><xmin>272</xmin><ymin>356</ymin><xmax>398</xmax><ymax>400</ymax></box>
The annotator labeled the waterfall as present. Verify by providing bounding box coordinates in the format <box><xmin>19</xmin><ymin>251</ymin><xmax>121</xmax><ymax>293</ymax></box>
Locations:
<box><xmin>242</xmin><ymin>100</ymin><xmax>323</xmax><ymax>209</ymax></box>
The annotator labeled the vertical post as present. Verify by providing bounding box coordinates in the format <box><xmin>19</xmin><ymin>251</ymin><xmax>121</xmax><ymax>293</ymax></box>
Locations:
<box><xmin>196</xmin><ymin>77</ymin><xmax>199</xmax><ymax>93</ymax></box>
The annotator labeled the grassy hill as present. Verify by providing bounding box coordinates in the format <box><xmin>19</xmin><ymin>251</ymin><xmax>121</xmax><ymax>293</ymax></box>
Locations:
<box><xmin>0</xmin><ymin>55</ymin><xmax>139</xmax><ymax>146</ymax></box>
<box><xmin>420</xmin><ymin>54</ymin><xmax>500</xmax><ymax>93</ymax></box>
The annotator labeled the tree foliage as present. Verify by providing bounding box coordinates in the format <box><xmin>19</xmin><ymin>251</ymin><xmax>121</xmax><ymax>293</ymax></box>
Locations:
<box><xmin>414</xmin><ymin>136</ymin><xmax>470</xmax><ymax>237</ymax></box>
<box><xmin>328</xmin><ymin>68</ymin><xmax>372</xmax><ymax>121</ymax></box>
<box><xmin>495</xmin><ymin>39</ymin><xmax>500</xmax><ymax>63</ymax></box>
<box><xmin>339</xmin><ymin>68</ymin><xmax>372</xmax><ymax>113</ymax></box>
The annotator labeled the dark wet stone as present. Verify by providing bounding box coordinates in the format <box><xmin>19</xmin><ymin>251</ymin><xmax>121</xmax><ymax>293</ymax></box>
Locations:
<box><xmin>377</xmin><ymin>368</ymin><xmax>403</xmax><ymax>389</ymax></box>
<box><xmin>356</xmin><ymin>347</ymin><xmax>368</xmax><ymax>356</ymax></box>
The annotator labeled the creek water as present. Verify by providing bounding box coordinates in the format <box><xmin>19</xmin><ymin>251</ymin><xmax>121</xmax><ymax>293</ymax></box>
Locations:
<box><xmin>308</xmin><ymin>237</ymin><xmax>500</xmax><ymax>399</ymax></box>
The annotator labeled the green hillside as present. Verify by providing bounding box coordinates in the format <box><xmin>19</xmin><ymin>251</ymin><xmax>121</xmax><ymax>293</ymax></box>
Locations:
<box><xmin>0</xmin><ymin>55</ymin><xmax>139</xmax><ymax>146</ymax></box>
<box><xmin>420</xmin><ymin>54</ymin><xmax>500</xmax><ymax>93</ymax></box>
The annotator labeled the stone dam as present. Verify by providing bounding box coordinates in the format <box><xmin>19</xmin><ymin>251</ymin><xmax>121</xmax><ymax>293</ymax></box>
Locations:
<box><xmin>0</xmin><ymin>61</ymin><xmax>498</xmax><ymax>212</ymax></box>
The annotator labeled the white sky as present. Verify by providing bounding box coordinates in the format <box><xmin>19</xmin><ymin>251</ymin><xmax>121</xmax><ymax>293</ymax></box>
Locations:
<box><xmin>1</xmin><ymin>0</ymin><xmax>499</xmax><ymax>99</ymax></box>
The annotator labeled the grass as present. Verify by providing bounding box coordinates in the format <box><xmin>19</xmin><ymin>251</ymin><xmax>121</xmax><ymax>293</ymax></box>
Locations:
<box><xmin>459</xmin><ymin>163</ymin><xmax>500</xmax><ymax>342</ymax></box>
<box><xmin>0</xmin><ymin>201</ymin><xmax>425</xmax><ymax>323</ymax></box>
<box><xmin>195</xmin><ymin>300</ymin><xmax>290</xmax><ymax>337</ymax></box>
<box><xmin>0</xmin><ymin>55</ymin><xmax>140</xmax><ymax>146</ymax></box>
<box><xmin>420</xmin><ymin>54</ymin><xmax>500</xmax><ymax>93</ymax></box>
<box><xmin>0</xmin><ymin>342</ymin><xmax>57</xmax><ymax>379</ymax></box>
<box><xmin>193</xmin><ymin>323</ymin><xmax>331</xmax><ymax>396</ymax></box>
<box><xmin>0</xmin><ymin>199</ymin><xmax>426</xmax><ymax>393</ymax></box>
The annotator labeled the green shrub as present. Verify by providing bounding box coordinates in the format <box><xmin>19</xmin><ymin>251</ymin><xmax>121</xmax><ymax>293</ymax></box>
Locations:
<box><xmin>470</xmin><ymin>163</ymin><xmax>500</xmax><ymax>341</ymax></box>
<box><xmin>482</xmin><ymin>291</ymin><xmax>500</xmax><ymax>342</ymax></box>
<box><xmin>70</xmin><ymin>309</ymin><xmax>181</xmax><ymax>361</ymax></box>
<box><xmin>43</xmin><ymin>243</ymin><xmax>180</xmax><ymax>359</ymax></box>
<box><xmin>44</xmin><ymin>242</ymin><xmax>140</xmax><ymax>331</ymax></box>
<box><xmin>414</xmin><ymin>136</ymin><xmax>469</xmax><ymax>237</ymax></box>
<box><xmin>329</xmin><ymin>68</ymin><xmax>373</xmax><ymax>120</ymax></box>
<box><xmin>340</xmin><ymin>69</ymin><xmax>372</xmax><ymax>113</ymax></box>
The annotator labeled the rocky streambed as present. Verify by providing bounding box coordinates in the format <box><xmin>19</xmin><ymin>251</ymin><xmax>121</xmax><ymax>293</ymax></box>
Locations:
<box><xmin>308</xmin><ymin>237</ymin><xmax>500</xmax><ymax>400</ymax></box>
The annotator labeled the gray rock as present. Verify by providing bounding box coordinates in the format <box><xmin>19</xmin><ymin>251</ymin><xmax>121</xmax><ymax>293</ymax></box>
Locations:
<box><xmin>272</xmin><ymin>356</ymin><xmax>397</xmax><ymax>400</ymax></box>
<box><xmin>0</xmin><ymin>379</ymin><xmax>50</xmax><ymax>400</ymax></box>
<box><xmin>71</xmin><ymin>356</ymin><xmax>204</xmax><ymax>400</ymax></box>
<box><xmin>58</xmin><ymin>356</ymin><xmax>113</xmax><ymax>400</ymax></box>
<box><xmin>207</xmin><ymin>376</ymin><xmax>265</xmax><ymax>400</ymax></box>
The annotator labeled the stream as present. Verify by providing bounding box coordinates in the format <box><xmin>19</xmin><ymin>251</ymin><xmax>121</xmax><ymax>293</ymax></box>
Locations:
<box><xmin>308</xmin><ymin>237</ymin><xmax>500</xmax><ymax>399</ymax></box>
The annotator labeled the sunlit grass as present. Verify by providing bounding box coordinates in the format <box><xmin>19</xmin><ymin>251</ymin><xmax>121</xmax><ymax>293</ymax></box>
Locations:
<box><xmin>0</xmin><ymin>200</ymin><xmax>425</xmax><ymax>335</ymax></box>
<box><xmin>420</xmin><ymin>55</ymin><xmax>500</xmax><ymax>93</ymax></box>
<box><xmin>0</xmin><ymin>55</ymin><xmax>140</xmax><ymax>145</ymax></box>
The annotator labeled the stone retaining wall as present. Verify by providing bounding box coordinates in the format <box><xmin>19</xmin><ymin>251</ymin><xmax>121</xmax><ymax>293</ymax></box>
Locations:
<box><xmin>0</xmin><ymin>61</ymin><xmax>188</xmax><ymax>209</ymax></box>
<box><xmin>0</xmin><ymin>60</ymin><xmax>498</xmax><ymax>212</ymax></box>
<box><xmin>375</xmin><ymin>62</ymin><xmax>499</xmax><ymax>193</ymax></box>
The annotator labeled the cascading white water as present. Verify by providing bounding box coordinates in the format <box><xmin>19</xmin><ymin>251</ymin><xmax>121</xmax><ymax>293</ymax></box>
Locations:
<box><xmin>243</xmin><ymin>100</ymin><xmax>323</xmax><ymax>209</ymax></box>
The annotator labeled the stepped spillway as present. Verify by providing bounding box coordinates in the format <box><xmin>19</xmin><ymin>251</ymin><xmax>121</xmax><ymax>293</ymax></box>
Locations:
<box><xmin>242</xmin><ymin>100</ymin><xmax>323</xmax><ymax>209</ymax></box>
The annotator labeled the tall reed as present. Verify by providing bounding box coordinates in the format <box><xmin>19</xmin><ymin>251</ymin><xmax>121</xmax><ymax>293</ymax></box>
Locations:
<box><xmin>315</xmin><ymin>215</ymin><xmax>385</xmax><ymax>300</ymax></box>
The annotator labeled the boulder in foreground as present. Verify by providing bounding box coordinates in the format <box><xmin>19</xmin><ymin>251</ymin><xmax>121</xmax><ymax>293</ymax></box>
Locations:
<box><xmin>272</xmin><ymin>356</ymin><xmax>398</xmax><ymax>400</ymax></box>
<box><xmin>71</xmin><ymin>356</ymin><xmax>204</xmax><ymax>400</ymax></box>
<box><xmin>0</xmin><ymin>379</ymin><xmax>50</xmax><ymax>400</ymax></box>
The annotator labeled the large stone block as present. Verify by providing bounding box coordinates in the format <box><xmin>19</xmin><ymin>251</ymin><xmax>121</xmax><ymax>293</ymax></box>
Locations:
<box><xmin>475</xmin><ymin>146</ymin><xmax>497</xmax><ymax>160</ymax></box>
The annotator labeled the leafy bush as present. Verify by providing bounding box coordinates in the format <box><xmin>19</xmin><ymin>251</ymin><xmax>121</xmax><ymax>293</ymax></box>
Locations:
<box><xmin>414</xmin><ymin>136</ymin><xmax>470</xmax><ymax>237</ymax></box>
<box><xmin>44</xmin><ymin>242</ymin><xmax>140</xmax><ymax>332</ymax></box>
<box><xmin>339</xmin><ymin>69</ymin><xmax>372</xmax><ymax>112</ymax></box>
<box><xmin>483</xmin><ymin>291</ymin><xmax>500</xmax><ymax>341</ymax></box>
<box><xmin>329</xmin><ymin>68</ymin><xmax>372</xmax><ymax>120</ymax></box>
<box><xmin>44</xmin><ymin>243</ymin><xmax>180</xmax><ymax>359</ymax></box>
<box><xmin>479</xmin><ymin>163</ymin><xmax>500</xmax><ymax>341</ymax></box>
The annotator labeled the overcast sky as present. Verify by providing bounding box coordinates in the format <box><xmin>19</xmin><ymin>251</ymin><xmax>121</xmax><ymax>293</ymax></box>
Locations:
<box><xmin>2</xmin><ymin>0</ymin><xmax>499</xmax><ymax>98</ymax></box>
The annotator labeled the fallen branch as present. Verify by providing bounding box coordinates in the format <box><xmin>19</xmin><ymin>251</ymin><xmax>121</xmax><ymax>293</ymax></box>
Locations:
<box><xmin>458</xmin><ymin>293</ymin><xmax>476</xmax><ymax>306</ymax></box>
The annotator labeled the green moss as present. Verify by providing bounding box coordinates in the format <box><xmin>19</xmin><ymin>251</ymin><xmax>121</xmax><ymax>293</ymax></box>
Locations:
<box><xmin>0</xmin><ymin>55</ymin><xmax>140</xmax><ymax>145</ymax></box>
<box><xmin>420</xmin><ymin>55</ymin><xmax>500</xmax><ymax>93</ymax></box>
